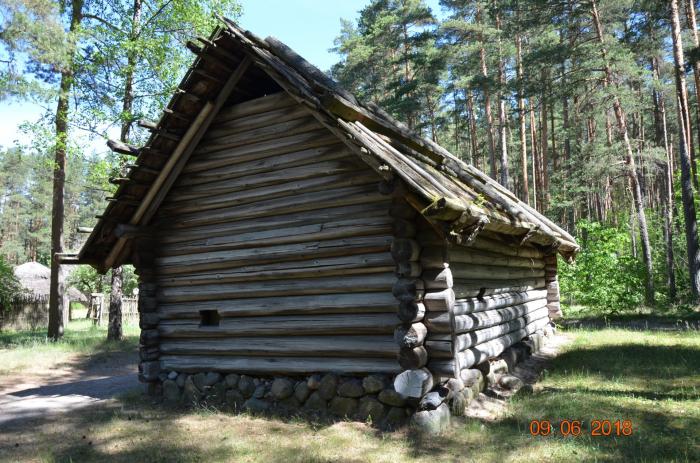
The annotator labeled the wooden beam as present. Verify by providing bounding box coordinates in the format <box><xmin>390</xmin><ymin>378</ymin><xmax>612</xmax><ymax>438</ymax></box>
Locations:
<box><xmin>77</xmin><ymin>227</ymin><xmax>93</xmax><ymax>234</ymax></box>
<box><xmin>103</xmin><ymin>56</ymin><xmax>253</xmax><ymax>269</ymax></box>
<box><xmin>107</xmin><ymin>139</ymin><xmax>140</xmax><ymax>156</ymax></box>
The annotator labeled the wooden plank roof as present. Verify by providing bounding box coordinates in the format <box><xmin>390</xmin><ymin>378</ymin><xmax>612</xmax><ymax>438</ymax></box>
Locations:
<box><xmin>78</xmin><ymin>18</ymin><xmax>578</xmax><ymax>272</ymax></box>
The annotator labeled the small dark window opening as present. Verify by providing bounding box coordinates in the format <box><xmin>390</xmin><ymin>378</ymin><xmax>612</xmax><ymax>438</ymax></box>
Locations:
<box><xmin>200</xmin><ymin>309</ymin><xmax>220</xmax><ymax>327</ymax></box>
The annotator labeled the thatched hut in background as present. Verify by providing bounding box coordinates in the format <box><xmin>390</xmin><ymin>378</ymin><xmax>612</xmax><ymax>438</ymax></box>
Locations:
<box><xmin>0</xmin><ymin>262</ymin><xmax>87</xmax><ymax>331</ymax></box>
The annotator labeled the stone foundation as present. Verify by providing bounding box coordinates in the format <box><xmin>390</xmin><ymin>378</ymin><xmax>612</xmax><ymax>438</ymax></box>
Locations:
<box><xmin>152</xmin><ymin>371</ymin><xmax>414</xmax><ymax>430</ymax></box>
<box><xmin>150</xmin><ymin>326</ymin><xmax>555</xmax><ymax>434</ymax></box>
<box><xmin>409</xmin><ymin>326</ymin><xmax>554</xmax><ymax>434</ymax></box>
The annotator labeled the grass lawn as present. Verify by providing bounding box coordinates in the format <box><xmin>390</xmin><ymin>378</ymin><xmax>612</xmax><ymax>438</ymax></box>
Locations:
<box><xmin>1</xmin><ymin>325</ymin><xmax>698</xmax><ymax>462</ymax></box>
<box><xmin>0</xmin><ymin>319</ymin><xmax>139</xmax><ymax>379</ymax></box>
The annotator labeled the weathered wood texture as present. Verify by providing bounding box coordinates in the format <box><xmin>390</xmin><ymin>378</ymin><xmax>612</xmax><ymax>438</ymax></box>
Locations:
<box><xmin>151</xmin><ymin>93</ymin><xmax>398</xmax><ymax>374</ymax></box>
<box><xmin>545</xmin><ymin>254</ymin><xmax>563</xmax><ymax>319</ymax></box>
<box><xmin>416</xmin><ymin>222</ymin><xmax>550</xmax><ymax>380</ymax></box>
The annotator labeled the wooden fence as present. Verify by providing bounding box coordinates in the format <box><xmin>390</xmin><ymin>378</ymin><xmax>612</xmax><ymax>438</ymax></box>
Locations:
<box><xmin>89</xmin><ymin>294</ymin><xmax>139</xmax><ymax>326</ymax></box>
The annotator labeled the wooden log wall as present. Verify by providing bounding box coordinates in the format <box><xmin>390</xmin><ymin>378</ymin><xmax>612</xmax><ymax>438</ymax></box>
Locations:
<box><xmin>389</xmin><ymin>195</ymin><xmax>428</xmax><ymax>374</ymax></box>
<box><xmin>545</xmin><ymin>254</ymin><xmax>563</xmax><ymax>319</ymax></box>
<box><xmin>149</xmin><ymin>92</ymin><xmax>401</xmax><ymax>375</ymax></box>
<box><xmin>419</xmin><ymin>223</ymin><xmax>551</xmax><ymax>379</ymax></box>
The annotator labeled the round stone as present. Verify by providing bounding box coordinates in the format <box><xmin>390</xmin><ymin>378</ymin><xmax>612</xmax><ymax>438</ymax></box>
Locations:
<box><xmin>499</xmin><ymin>375</ymin><xmax>523</xmax><ymax>390</ymax></box>
<box><xmin>307</xmin><ymin>374</ymin><xmax>321</xmax><ymax>390</ymax></box>
<box><xmin>362</xmin><ymin>375</ymin><xmax>387</xmax><ymax>394</ymax></box>
<box><xmin>167</xmin><ymin>371</ymin><xmax>178</xmax><ymax>381</ymax></box>
<box><xmin>303</xmin><ymin>391</ymin><xmax>327</xmax><ymax>411</ymax></box>
<box><xmin>317</xmin><ymin>374</ymin><xmax>338</xmax><ymax>400</ymax></box>
<box><xmin>357</xmin><ymin>397</ymin><xmax>386</xmax><ymax>422</ymax></box>
<box><xmin>225</xmin><ymin>389</ymin><xmax>245</xmax><ymax>409</ymax></box>
<box><xmin>383</xmin><ymin>406</ymin><xmax>409</xmax><ymax>430</ymax></box>
<box><xmin>238</xmin><ymin>375</ymin><xmax>256</xmax><ymax>398</ymax></box>
<box><xmin>225</xmin><ymin>373</ymin><xmax>240</xmax><ymax>388</ymax></box>
<box><xmin>378</xmin><ymin>389</ymin><xmax>406</xmax><ymax>407</ymax></box>
<box><xmin>203</xmin><ymin>372</ymin><xmax>222</xmax><ymax>387</ymax></box>
<box><xmin>270</xmin><ymin>378</ymin><xmax>295</xmax><ymax>400</ymax></box>
<box><xmin>162</xmin><ymin>379</ymin><xmax>181</xmax><ymax>403</ymax></box>
<box><xmin>329</xmin><ymin>396</ymin><xmax>358</xmax><ymax>417</ymax></box>
<box><xmin>410</xmin><ymin>403</ymin><xmax>451</xmax><ymax>435</ymax></box>
<box><xmin>294</xmin><ymin>381</ymin><xmax>311</xmax><ymax>403</ymax></box>
<box><xmin>253</xmin><ymin>385</ymin><xmax>266</xmax><ymax>399</ymax></box>
<box><xmin>192</xmin><ymin>372</ymin><xmax>208</xmax><ymax>391</ymax></box>
<box><xmin>337</xmin><ymin>379</ymin><xmax>364</xmax><ymax>398</ymax></box>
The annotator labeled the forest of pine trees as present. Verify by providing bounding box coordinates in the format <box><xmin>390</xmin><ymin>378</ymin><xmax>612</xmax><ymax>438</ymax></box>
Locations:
<box><xmin>2</xmin><ymin>0</ymin><xmax>700</xmax><ymax>326</ymax></box>
<box><xmin>331</xmin><ymin>0</ymin><xmax>700</xmax><ymax>308</ymax></box>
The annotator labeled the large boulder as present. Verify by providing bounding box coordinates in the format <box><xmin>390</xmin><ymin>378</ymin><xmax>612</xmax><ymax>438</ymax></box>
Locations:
<box><xmin>294</xmin><ymin>381</ymin><xmax>311</xmax><ymax>403</ymax></box>
<box><xmin>410</xmin><ymin>403</ymin><xmax>451</xmax><ymax>435</ymax></box>
<box><xmin>238</xmin><ymin>375</ymin><xmax>256</xmax><ymax>398</ymax></box>
<box><xmin>304</xmin><ymin>391</ymin><xmax>327</xmax><ymax>412</ymax></box>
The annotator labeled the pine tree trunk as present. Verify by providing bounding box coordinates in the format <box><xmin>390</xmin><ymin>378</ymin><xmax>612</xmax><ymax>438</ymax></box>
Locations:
<box><xmin>516</xmin><ymin>33</ymin><xmax>529</xmax><ymax>204</ymax></box>
<box><xmin>684</xmin><ymin>0</ymin><xmax>700</xmax><ymax>188</ymax></box>
<box><xmin>540</xmin><ymin>74</ymin><xmax>549</xmax><ymax>211</ymax></box>
<box><xmin>496</xmin><ymin>11</ymin><xmax>509</xmax><ymax>187</ymax></box>
<box><xmin>477</xmin><ymin>7</ymin><xmax>497</xmax><ymax>180</ymax></box>
<box><xmin>591</xmin><ymin>0</ymin><xmax>655</xmax><ymax>305</ymax></box>
<box><xmin>108</xmin><ymin>0</ymin><xmax>142</xmax><ymax>340</ymax></box>
<box><xmin>466</xmin><ymin>90</ymin><xmax>480</xmax><ymax>169</ymax></box>
<box><xmin>48</xmin><ymin>0</ymin><xmax>84</xmax><ymax>341</ymax></box>
<box><xmin>671</xmin><ymin>0</ymin><xmax>700</xmax><ymax>299</ymax></box>
<box><xmin>529</xmin><ymin>101</ymin><xmax>539</xmax><ymax>210</ymax></box>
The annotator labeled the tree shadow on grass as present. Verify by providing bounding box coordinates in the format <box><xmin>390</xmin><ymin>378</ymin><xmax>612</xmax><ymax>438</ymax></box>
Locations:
<box><xmin>403</xmin><ymin>341</ymin><xmax>700</xmax><ymax>463</ymax></box>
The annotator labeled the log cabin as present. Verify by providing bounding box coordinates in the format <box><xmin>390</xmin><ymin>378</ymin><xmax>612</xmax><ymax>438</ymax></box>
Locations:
<box><xmin>76</xmin><ymin>19</ymin><xmax>579</xmax><ymax>430</ymax></box>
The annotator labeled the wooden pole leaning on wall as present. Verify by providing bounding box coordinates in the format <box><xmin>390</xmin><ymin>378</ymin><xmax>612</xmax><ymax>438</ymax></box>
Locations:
<box><xmin>380</xmin><ymin>179</ymin><xmax>433</xmax><ymax>398</ymax></box>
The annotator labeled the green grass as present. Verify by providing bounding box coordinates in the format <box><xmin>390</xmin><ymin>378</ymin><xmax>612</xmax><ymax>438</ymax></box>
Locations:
<box><xmin>562</xmin><ymin>304</ymin><xmax>700</xmax><ymax>325</ymax></box>
<box><xmin>0</xmin><ymin>319</ymin><xmax>139</xmax><ymax>376</ymax></box>
<box><xmin>1</xmin><ymin>326</ymin><xmax>698</xmax><ymax>462</ymax></box>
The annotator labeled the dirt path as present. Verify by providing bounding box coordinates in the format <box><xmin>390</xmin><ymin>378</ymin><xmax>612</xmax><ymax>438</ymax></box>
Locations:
<box><xmin>0</xmin><ymin>351</ymin><xmax>139</xmax><ymax>429</ymax></box>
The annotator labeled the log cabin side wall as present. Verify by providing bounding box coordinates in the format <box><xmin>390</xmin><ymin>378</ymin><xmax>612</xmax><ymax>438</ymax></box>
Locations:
<box><xmin>146</xmin><ymin>92</ymin><xmax>400</xmax><ymax>376</ymax></box>
<box><xmin>419</xmin><ymin>225</ymin><xmax>550</xmax><ymax>383</ymax></box>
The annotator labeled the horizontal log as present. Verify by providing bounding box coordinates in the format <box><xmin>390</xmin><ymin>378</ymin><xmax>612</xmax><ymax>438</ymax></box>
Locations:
<box><xmin>177</xmin><ymin>144</ymin><xmax>350</xmax><ymax>188</ymax></box>
<box><xmin>425</xmin><ymin>298</ymin><xmax>547</xmax><ymax>333</ymax></box>
<box><xmin>419</xmin><ymin>231</ymin><xmax>544</xmax><ymax>259</ymax></box>
<box><xmin>398</xmin><ymin>345</ymin><xmax>428</xmax><ymax>369</ymax></box>
<box><xmin>390</xmin><ymin>239</ymin><xmax>420</xmax><ymax>262</ymax></box>
<box><xmin>208</xmin><ymin>104</ymin><xmax>311</xmax><ymax>137</ymax></box>
<box><xmin>215</xmin><ymin>92</ymin><xmax>296</xmax><ymax>123</ymax></box>
<box><xmin>160</xmin><ymin>335</ymin><xmax>397</xmax><ymax>358</ymax></box>
<box><xmin>157</xmin><ymin>273</ymin><xmax>396</xmax><ymax>302</ymax></box>
<box><xmin>162</xmin><ymin>171</ymin><xmax>379</xmax><ymax>215</ymax></box>
<box><xmin>426</xmin><ymin>307</ymin><xmax>550</xmax><ymax>356</ymax></box>
<box><xmin>452</xmin><ymin>289</ymin><xmax>548</xmax><ymax>315</ymax></box>
<box><xmin>157</xmin><ymin>215</ymin><xmax>393</xmax><ymax>256</ymax></box>
<box><xmin>158</xmin><ymin>292</ymin><xmax>399</xmax><ymax>319</ymax></box>
<box><xmin>160</xmin><ymin>355</ymin><xmax>401</xmax><ymax>375</ymax></box>
<box><xmin>422</xmin><ymin>268</ymin><xmax>453</xmax><ymax>290</ymax></box>
<box><xmin>157</xmin><ymin>253</ymin><xmax>394</xmax><ymax>286</ymax></box>
<box><xmin>189</xmin><ymin>129</ymin><xmax>338</xmax><ymax>170</ymax></box>
<box><xmin>107</xmin><ymin>138</ymin><xmax>140</xmax><ymax>156</ymax></box>
<box><xmin>158</xmin><ymin>184</ymin><xmax>388</xmax><ymax>229</ymax></box>
<box><xmin>394</xmin><ymin>322</ymin><xmax>427</xmax><ymax>348</ymax></box>
<box><xmin>158</xmin><ymin>203</ymin><xmax>389</xmax><ymax>245</ymax></box>
<box><xmin>156</xmin><ymin>235</ymin><xmax>393</xmax><ymax>275</ymax></box>
<box><xmin>393</xmin><ymin>368</ymin><xmax>434</xmax><ymax>398</ymax></box>
<box><xmin>202</xmin><ymin>116</ymin><xmax>321</xmax><ymax>150</ymax></box>
<box><xmin>453</xmin><ymin>278</ymin><xmax>546</xmax><ymax>299</ymax></box>
<box><xmin>158</xmin><ymin>313</ymin><xmax>398</xmax><ymax>337</ymax></box>
<box><xmin>423</xmin><ymin>288</ymin><xmax>455</xmax><ymax>311</ymax></box>
<box><xmin>449</xmin><ymin>263</ymin><xmax>545</xmax><ymax>281</ymax></box>
<box><xmin>392</xmin><ymin>278</ymin><xmax>425</xmax><ymax>300</ymax></box>
<box><xmin>421</xmin><ymin>246</ymin><xmax>545</xmax><ymax>270</ymax></box>
<box><xmin>456</xmin><ymin>316</ymin><xmax>550</xmax><ymax>368</ymax></box>
<box><xmin>392</xmin><ymin>218</ymin><xmax>417</xmax><ymax>238</ymax></box>
<box><xmin>398</xmin><ymin>300</ymin><xmax>425</xmax><ymax>323</ymax></box>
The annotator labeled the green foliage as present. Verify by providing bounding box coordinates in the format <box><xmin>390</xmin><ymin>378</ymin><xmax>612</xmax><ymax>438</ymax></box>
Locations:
<box><xmin>559</xmin><ymin>221</ymin><xmax>646</xmax><ymax>311</ymax></box>
<box><xmin>0</xmin><ymin>255</ymin><xmax>23</xmax><ymax>312</ymax></box>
